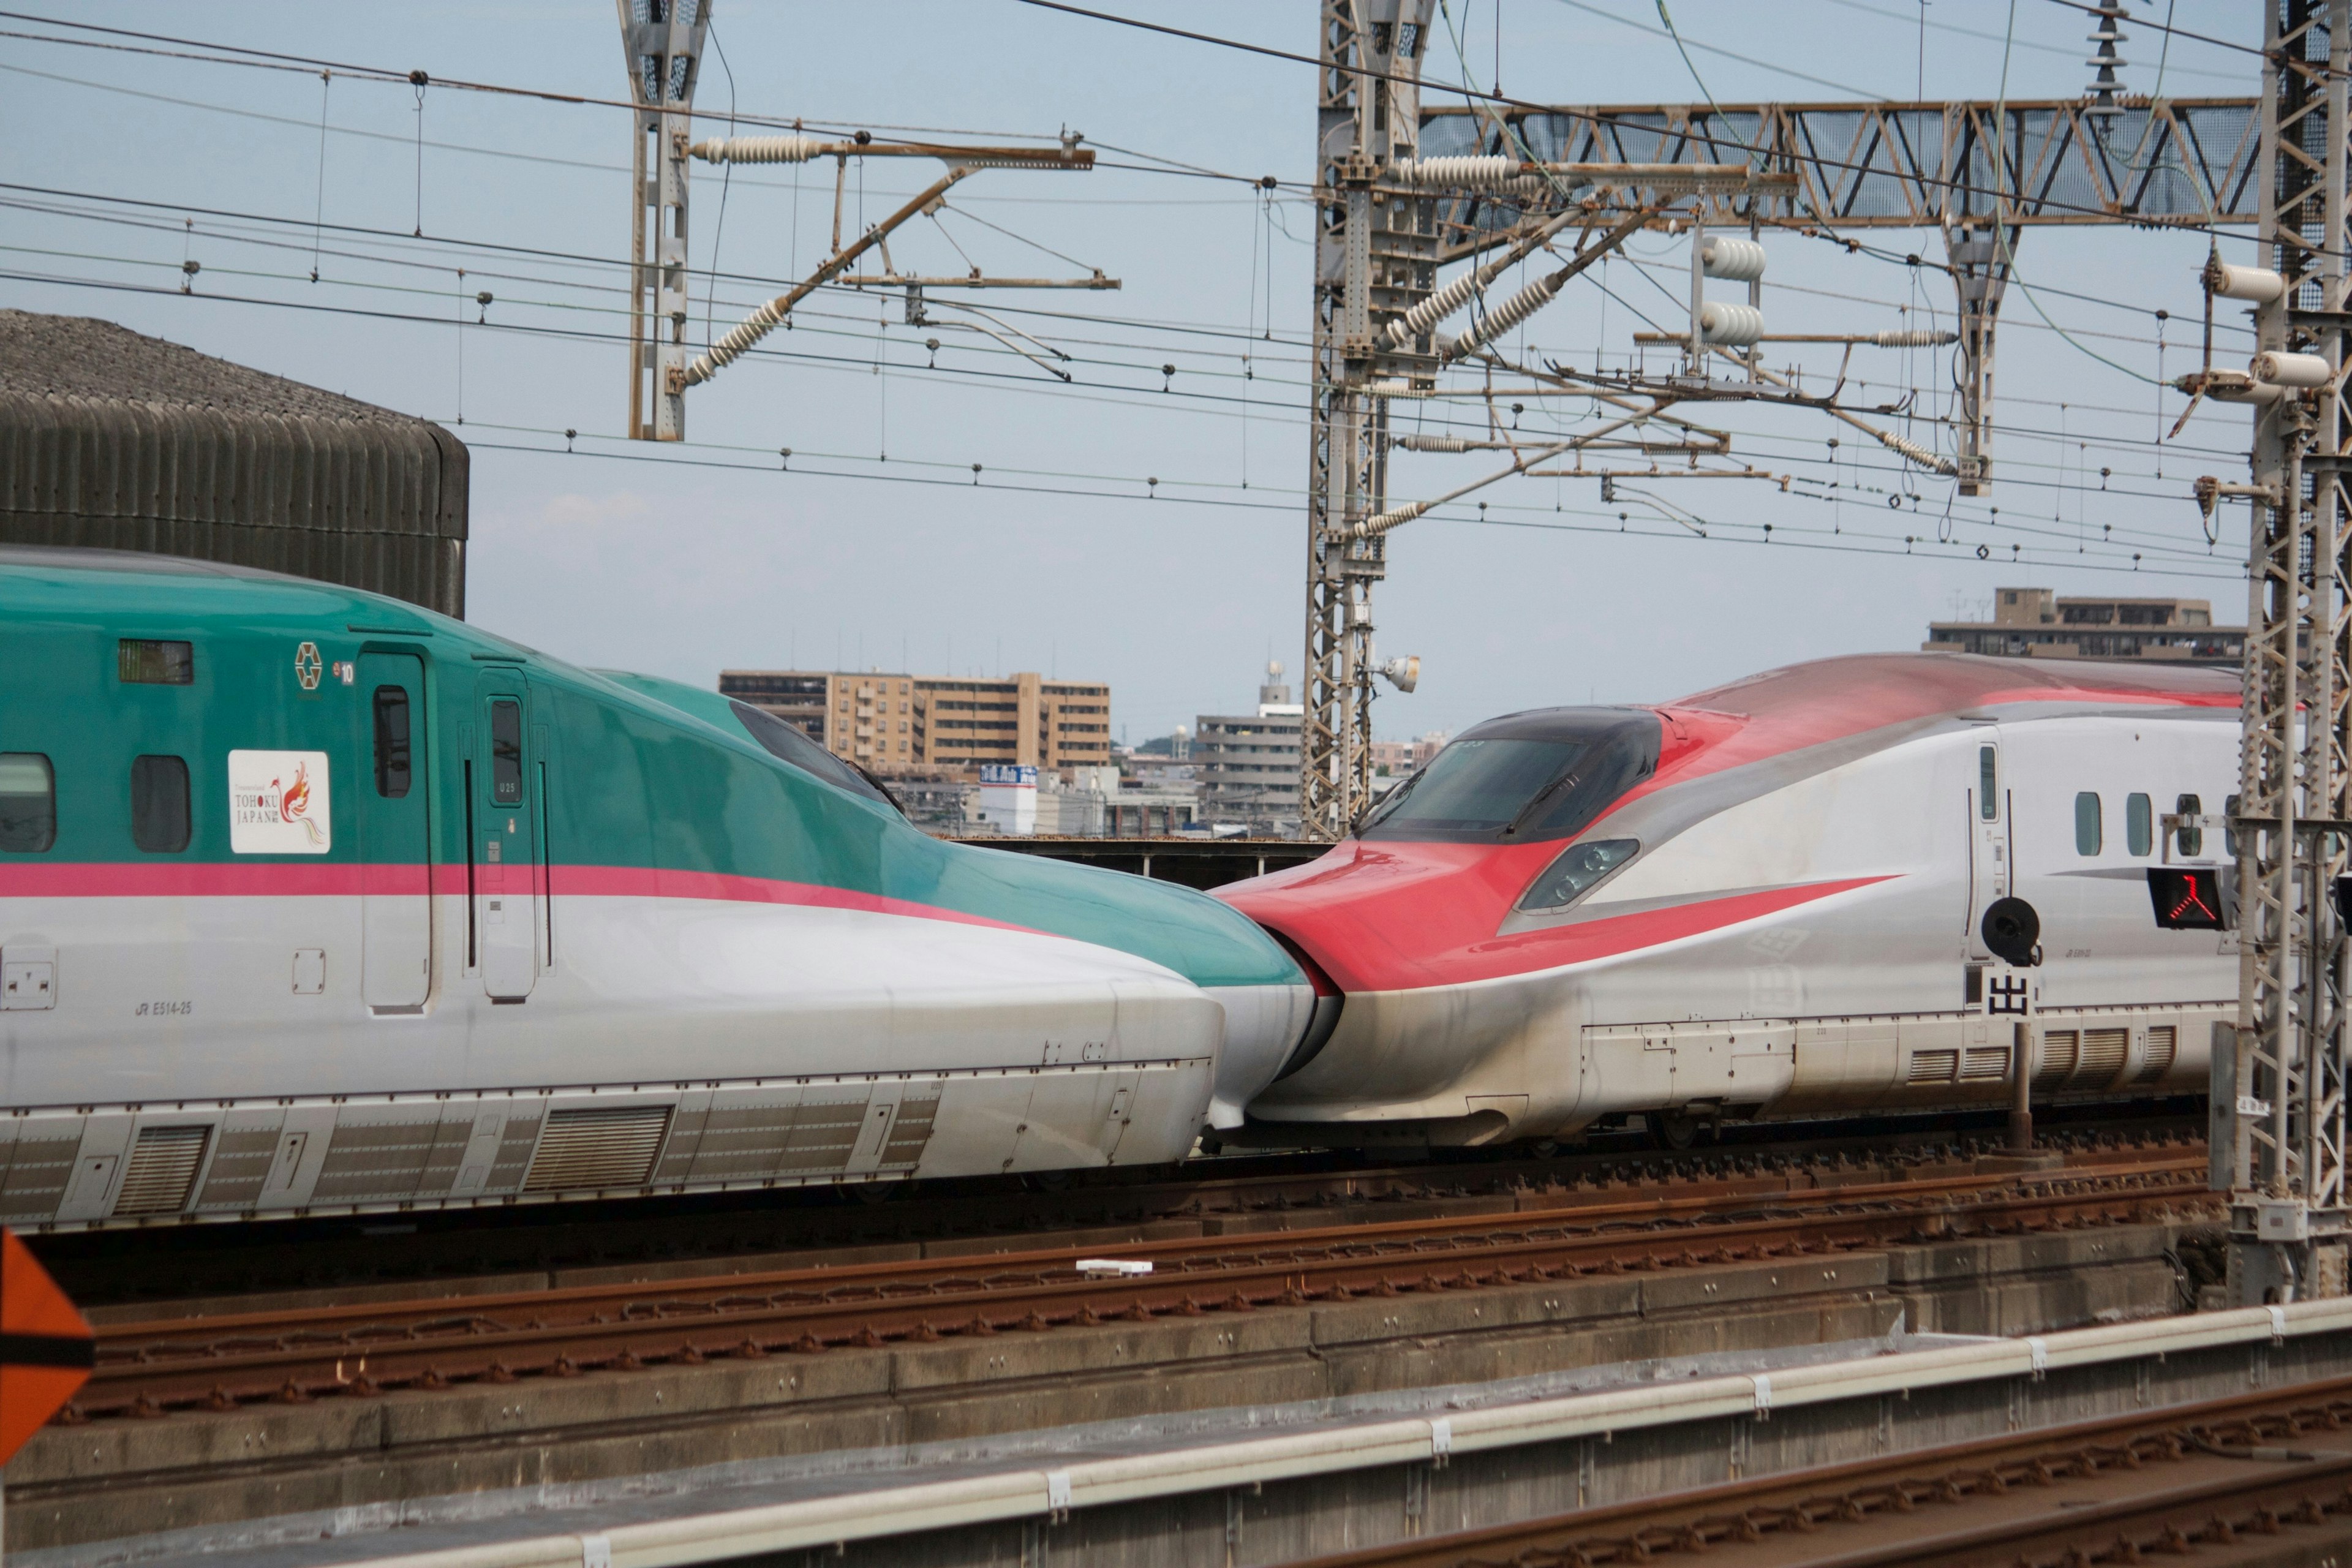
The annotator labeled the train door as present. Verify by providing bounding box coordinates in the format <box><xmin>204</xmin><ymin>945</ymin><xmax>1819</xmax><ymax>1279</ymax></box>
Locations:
<box><xmin>1966</xmin><ymin>733</ymin><xmax>2009</xmax><ymax>960</ymax></box>
<box><xmin>359</xmin><ymin>652</ymin><xmax>431</xmax><ymax>1010</ymax></box>
<box><xmin>473</xmin><ymin>674</ymin><xmax>541</xmax><ymax>1001</ymax></box>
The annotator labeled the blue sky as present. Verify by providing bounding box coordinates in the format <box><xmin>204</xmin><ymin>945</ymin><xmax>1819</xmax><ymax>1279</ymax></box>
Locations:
<box><xmin>1</xmin><ymin>2</ymin><xmax>2258</xmax><ymax>742</ymax></box>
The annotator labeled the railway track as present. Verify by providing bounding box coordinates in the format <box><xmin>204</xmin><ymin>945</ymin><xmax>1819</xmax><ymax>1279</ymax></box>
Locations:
<box><xmin>34</xmin><ymin>1108</ymin><xmax>2204</xmax><ymax>1314</ymax></box>
<box><xmin>73</xmin><ymin>1147</ymin><xmax>2211</xmax><ymax>1423</ymax></box>
<box><xmin>1292</xmin><ymin>1375</ymin><xmax>2352</xmax><ymax>1568</ymax></box>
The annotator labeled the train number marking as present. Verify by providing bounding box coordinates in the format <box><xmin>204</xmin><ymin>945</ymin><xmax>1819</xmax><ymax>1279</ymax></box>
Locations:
<box><xmin>135</xmin><ymin>1000</ymin><xmax>193</xmax><ymax>1017</ymax></box>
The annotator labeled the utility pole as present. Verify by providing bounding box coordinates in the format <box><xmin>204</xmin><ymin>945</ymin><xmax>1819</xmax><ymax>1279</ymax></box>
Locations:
<box><xmin>617</xmin><ymin>0</ymin><xmax>709</xmax><ymax>442</ymax></box>
<box><xmin>2218</xmin><ymin>0</ymin><xmax>2352</xmax><ymax>1305</ymax></box>
<box><xmin>1302</xmin><ymin>0</ymin><xmax>1440</xmax><ymax>841</ymax></box>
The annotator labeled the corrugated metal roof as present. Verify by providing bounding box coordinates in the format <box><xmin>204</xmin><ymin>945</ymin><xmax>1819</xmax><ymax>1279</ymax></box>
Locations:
<box><xmin>0</xmin><ymin>311</ymin><xmax>469</xmax><ymax>617</ymax></box>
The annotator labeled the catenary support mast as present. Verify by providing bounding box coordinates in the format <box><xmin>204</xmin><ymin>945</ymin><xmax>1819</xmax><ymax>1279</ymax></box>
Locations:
<box><xmin>1303</xmin><ymin>0</ymin><xmax>1440</xmax><ymax>840</ymax></box>
<box><xmin>2226</xmin><ymin>0</ymin><xmax>2352</xmax><ymax>1305</ymax></box>
<box><xmin>617</xmin><ymin>0</ymin><xmax>708</xmax><ymax>442</ymax></box>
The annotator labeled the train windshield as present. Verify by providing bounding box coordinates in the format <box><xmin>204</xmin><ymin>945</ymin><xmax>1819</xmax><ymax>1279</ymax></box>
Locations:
<box><xmin>728</xmin><ymin>699</ymin><xmax>903</xmax><ymax>813</ymax></box>
<box><xmin>1357</xmin><ymin>710</ymin><xmax>1659</xmax><ymax>843</ymax></box>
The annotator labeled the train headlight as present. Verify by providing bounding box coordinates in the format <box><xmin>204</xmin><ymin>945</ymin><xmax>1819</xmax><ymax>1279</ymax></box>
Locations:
<box><xmin>1517</xmin><ymin>838</ymin><xmax>1639</xmax><ymax>913</ymax></box>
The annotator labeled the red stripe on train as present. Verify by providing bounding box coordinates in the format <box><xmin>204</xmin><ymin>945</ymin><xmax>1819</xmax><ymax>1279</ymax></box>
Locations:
<box><xmin>1222</xmin><ymin>836</ymin><xmax>1890</xmax><ymax>992</ymax></box>
<box><xmin>0</xmin><ymin>862</ymin><xmax>1041</xmax><ymax>935</ymax></box>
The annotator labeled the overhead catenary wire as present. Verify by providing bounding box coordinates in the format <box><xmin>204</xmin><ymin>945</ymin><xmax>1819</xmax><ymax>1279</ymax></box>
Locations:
<box><xmin>4</xmin><ymin>9</ymin><xmax>2277</xmax><ymax>601</ymax></box>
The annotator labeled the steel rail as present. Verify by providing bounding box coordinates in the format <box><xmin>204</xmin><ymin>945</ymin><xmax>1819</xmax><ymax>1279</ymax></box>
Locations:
<box><xmin>1291</xmin><ymin>1376</ymin><xmax>2352</xmax><ymax>1568</ymax></box>
<box><xmin>71</xmin><ymin>1157</ymin><xmax>2206</xmax><ymax>1420</ymax></box>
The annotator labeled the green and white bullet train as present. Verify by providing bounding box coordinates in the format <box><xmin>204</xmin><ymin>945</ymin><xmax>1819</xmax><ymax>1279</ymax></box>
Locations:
<box><xmin>0</xmin><ymin>548</ymin><xmax>1317</xmax><ymax>1229</ymax></box>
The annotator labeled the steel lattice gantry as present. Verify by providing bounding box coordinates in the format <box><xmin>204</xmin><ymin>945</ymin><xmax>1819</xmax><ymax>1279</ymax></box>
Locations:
<box><xmin>1416</xmin><ymin>97</ymin><xmax>2262</xmax><ymax>247</ymax></box>
<box><xmin>1297</xmin><ymin>88</ymin><xmax>2260</xmax><ymax>839</ymax></box>
<box><xmin>2219</xmin><ymin>0</ymin><xmax>2352</xmax><ymax>1305</ymax></box>
<box><xmin>1424</xmin><ymin>97</ymin><xmax>2260</xmax><ymax>496</ymax></box>
<box><xmin>617</xmin><ymin>0</ymin><xmax>709</xmax><ymax>442</ymax></box>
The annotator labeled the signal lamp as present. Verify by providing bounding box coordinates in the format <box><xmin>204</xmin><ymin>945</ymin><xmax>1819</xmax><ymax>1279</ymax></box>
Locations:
<box><xmin>2147</xmin><ymin>866</ymin><xmax>2233</xmax><ymax>930</ymax></box>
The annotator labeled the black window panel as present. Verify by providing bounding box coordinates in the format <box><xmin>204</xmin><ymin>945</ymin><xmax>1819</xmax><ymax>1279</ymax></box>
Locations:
<box><xmin>0</xmin><ymin>753</ymin><xmax>55</xmax><ymax>853</ymax></box>
<box><xmin>728</xmin><ymin>699</ymin><xmax>899</xmax><ymax>811</ymax></box>
<box><xmin>118</xmin><ymin>639</ymin><xmax>194</xmax><ymax>685</ymax></box>
<box><xmin>374</xmin><ymin>687</ymin><xmax>413</xmax><ymax>799</ymax></box>
<box><xmin>489</xmin><ymin>699</ymin><xmax>524</xmax><ymax>805</ymax></box>
<box><xmin>130</xmin><ymin>755</ymin><xmax>190</xmax><ymax>853</ymax></box>
<box><xmin>2176</xmin><ymin>794</ymin><xmax>2203</xmax><ymax>858</ymax></box>
<box><xmin>1357</xmin><ymin>709</ymin><xmax>1659</xmax><ymax>844</ymax></box>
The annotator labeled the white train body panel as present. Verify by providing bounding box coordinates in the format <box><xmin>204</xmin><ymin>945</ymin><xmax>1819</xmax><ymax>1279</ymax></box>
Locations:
<box><xmin>1223</xmin><ymin>656</ymin><xmax>2238</xmax><ymax>1144</ymax></box>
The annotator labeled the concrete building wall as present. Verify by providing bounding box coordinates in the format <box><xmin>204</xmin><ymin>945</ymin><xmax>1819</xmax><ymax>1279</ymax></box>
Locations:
<box><xmin>717</xmin><ymin>669</ymin><xmax>1111</xmax><ymax>775</ymax></box>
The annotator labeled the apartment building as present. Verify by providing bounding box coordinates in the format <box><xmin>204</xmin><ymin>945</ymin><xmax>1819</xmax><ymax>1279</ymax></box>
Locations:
<box><xmin>717</xmin><ymin>668</ymin><xmax>1112</xmax><ymax>775</ymax></box>
<box><xmin>1923</xmin><ymin>587</ymin><xmax>2244</xmax><ymax>666</ymax></box>
<box><xmin>1194</xmin><ymin>662</ymin><xmax>1304</xmax><ymax>834</ymax></box>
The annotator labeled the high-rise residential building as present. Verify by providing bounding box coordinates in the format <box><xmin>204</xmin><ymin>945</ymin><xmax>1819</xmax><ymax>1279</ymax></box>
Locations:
<box><xmin>1195</xmin><ymin>662</ymin><xmax>1303</xmax><ymax>834</ymax></box>
<box><xmin>716</xmin><ymin>669</ymin><xmax>1111</xmax><ymax>775</ymax></box>
<box><xmin>1922</xmin><ymin>587</ymin><xmax>2244</xmax><ymax>665</ymax></box>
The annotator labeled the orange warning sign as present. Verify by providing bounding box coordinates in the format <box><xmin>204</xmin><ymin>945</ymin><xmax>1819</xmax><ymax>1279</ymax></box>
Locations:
<box><xmin>1</xmin><ymin>1228</ymin><xmax>92</xmax><ymax>1465</ymax></box>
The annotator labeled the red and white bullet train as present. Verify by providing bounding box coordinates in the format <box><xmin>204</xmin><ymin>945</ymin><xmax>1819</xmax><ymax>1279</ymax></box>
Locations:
<box><xmin>1219</xmin><ymin>654</ymin><xmax>2237</xmax><ymax>1148</ymax></box>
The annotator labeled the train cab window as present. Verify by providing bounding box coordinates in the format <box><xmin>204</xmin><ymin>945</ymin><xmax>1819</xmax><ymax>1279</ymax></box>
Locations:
<box><xmin>2176</xmin><ymin>794</ymin><xmax>2204</xmax><ymax>858</ymax></box>
<box><xmin>1978</xmin><ymin>747</ymin><xmax>1999</xmax><ymax>820</ymax></box>
<box><xmin>0</xmin><ymin>753</ymin><xmax>55</xmax><ymax>852</ymax></box>
<box><xmin>2127</xmin><ymin>793</ymin><xmax>2154</xmax><ymax>858</ymax></box>
<box><xmin>488</xmin><ymin>699</ymin><xmax>523</xmax><ymax>805</ymax></box>
<box><xmin>130</xmin><ymin>755</ymin><xmax>190</xmax><ymax>853</ymax></box>
<box><xmin>1358</xmin><ymin>710</ymin><xmax>1660</xmax><ymax>843</ymax></box>
<box><xmin>727</xmin><ymin>698</ymin><xmax>900</xmax><ymax>811</ymax></box>
<box><xmin>373</xmin><ymin>687</ymin><xmax>413</xmax><ymax>798</ymax></box>
<box><xmin>2075</xmin><ymin>792</ymin><xmax>2103</xmax><ymax>856</ymax></box>
<box><xmin>116</xmin><ymin>639</ymin><xmax>193</xmax><ymax>685</ymax></box>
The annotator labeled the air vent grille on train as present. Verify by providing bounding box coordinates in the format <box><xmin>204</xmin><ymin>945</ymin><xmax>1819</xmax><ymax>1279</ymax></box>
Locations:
<box><xmin>2033</xmin><ymin>1031</ymin><xmax>2078</xmax><ymax>1091</ymax></box>
<box><xmin>1907</xmin><ymin>1050</ymin><xmax>1958</xmax><ymax>1084</ymax></box>
<box><xmin>113</xmin><ymin>1125</ymin><xmax>211</xmax><ymax>1216</ymax></box>
<box><xmin>2074</xmin><ymin>1028</ymin><xmax>2130</xmax><ymax>1088</ymax></box>
<box><xmin>1960</xmin><ymin>1047</ymin><xmax>2011</xmax><ymax>1080</ymax></box>
<box><xmin>522</xmin><ymin>1106</ymin><xmax>671</xmax><ymax>1193</ymax></box>
<box><xmin>2135</xmin><ymin>1026</ymin><xmax>2178</xmax><ymax>1085</ymax></box>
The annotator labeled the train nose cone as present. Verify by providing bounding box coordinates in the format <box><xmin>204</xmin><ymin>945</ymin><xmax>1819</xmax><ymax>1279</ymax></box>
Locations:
<box><xmin>1199</xmin><ymin>981</ymin><xmax>1317</xmax><ymax>1128</ymax></box>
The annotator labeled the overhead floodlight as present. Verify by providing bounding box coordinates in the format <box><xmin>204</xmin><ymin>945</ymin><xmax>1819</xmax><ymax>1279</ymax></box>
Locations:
<box><xmin>1381</xmin><ymin>656</ymin><xmax>1421</xmax><ymax>695</ymax></box>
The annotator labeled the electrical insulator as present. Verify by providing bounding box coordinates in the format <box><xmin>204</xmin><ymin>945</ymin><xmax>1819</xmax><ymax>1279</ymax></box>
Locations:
<box><xmin>1393</xmin><ymin>155</ymin><xmax>1519</xmax><ymax>189</ymax></box>
<box><xmin>1872</xmin><ymin>329</ymin><xmax>1959</xmax><ymax>348</ymax></box>
<box><xmin>1390</xmin><ymin>270</ymin><xmax>1488</xmax><ymax>347</ymax></box>
<box><xmin>2204</xmin><ymin>257</ymin><xmax>2285</xmax><ymax>303</ymax></box>
<box><xmin>1393</xmin><ymin>434</ymin><xmax>1473</xmax><ymax>453</ymax></box>
<box><xmin>1698</xmin><ymin>301</ymin><xmax>1765</xmax><ymax>347</ymax></box>
<box><xmin>1699</xmin><ymin>235</ymin><xmax>1768</xmax><ymax>282</ymax></box>
<box><xmin>1443</xmin><ymin>266</ymin><xmax>1570</xmax><ymax>360</ymax></box>
<box><xmin>690</xmin><ymin>135</ymin><xmax>830</xmax><ymax>165</ymax></box>
<box><xmin>2251</xmin><ymin>350</ymin><xmax>2332</xmax><ymax>388</ymax></box>
<box><xmin>2084</xmin><ymin>0</ymin><xmax>2129</xmax><ymax>118</ymax></box>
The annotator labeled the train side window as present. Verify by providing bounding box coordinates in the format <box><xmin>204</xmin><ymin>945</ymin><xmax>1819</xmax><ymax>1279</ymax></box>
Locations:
<box><xmin>2126</xmin><ymin>793</ymin><xmax>2154</xmax><ymax>858</ymax></box>
<box><xmin>0</xmin><ymin>753</ymin><xmax>55</xmax><ymax>852</ymax></box>
<box><xmin>2225</xmin><ymin>792</ymin><xmax>2241</xmax><ymax>856</ymax></box>
<box><xmin>374</xmin><ymin>687</ymin><xmax>413</xmax><ymax>799</ymax></box>
<box><xmin>489</xmin><ymin>699</ymin><xmax>523</xmax><ymax>805</ymax></box>
<box><xmin>2075</xmin><ymin>791</ymin><xmax>2102</xmax><ymax>856</ymax></box>
<box><xmin>130</xmin><ymin>755</ymin><xmax>190</xmax><ymax>853</ymax></box>
<box><xmin>2176</xmin><ymin>794</ymin><xmax>2203</xmax><ymax>858</ymax></box>
<box><xmin>1978</xmin><ymin>747</ymin><xmax>1999</xmax><ymax>820</ymax></box>
<box><xmin>117</xmin><ymin>639</ymin><xmax>193</xmax><ymax>685</ymax></box>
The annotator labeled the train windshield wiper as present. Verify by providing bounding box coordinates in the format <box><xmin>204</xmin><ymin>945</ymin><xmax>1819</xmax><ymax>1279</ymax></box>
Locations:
<box><xmin>1500</xmin><ymin>767</ymin><xmax>1583</xmax><ymax>838</ymax></box>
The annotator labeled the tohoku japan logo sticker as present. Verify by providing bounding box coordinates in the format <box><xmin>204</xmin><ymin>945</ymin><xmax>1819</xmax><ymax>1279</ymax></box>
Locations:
<box><xmin>228</xmin><ymin>750</ymin><xmax>331</xmax><ymax>854</ymax></box>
